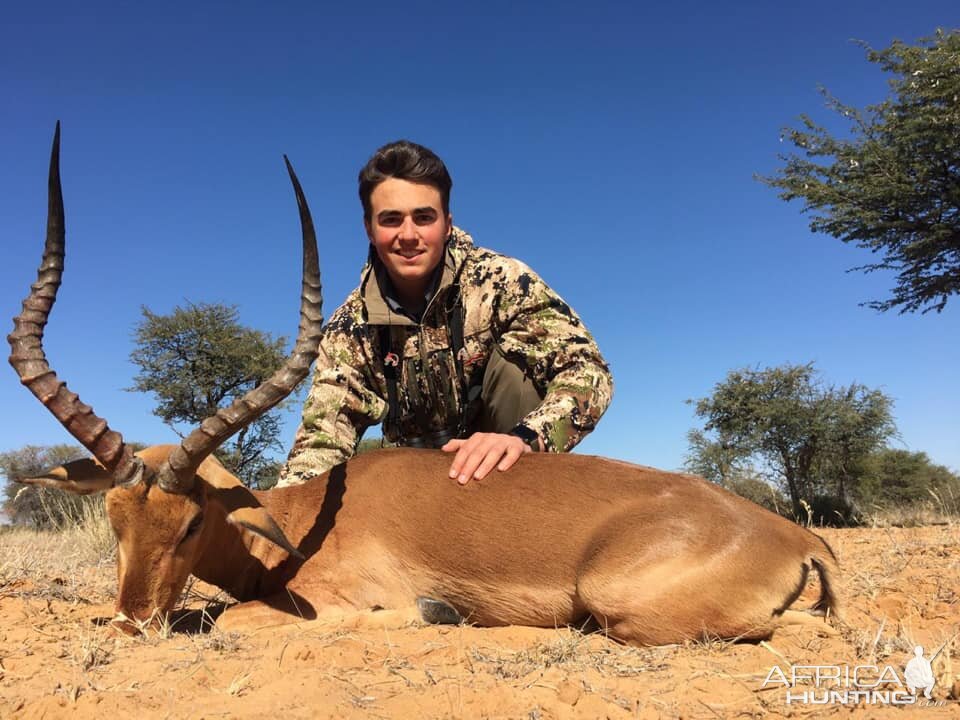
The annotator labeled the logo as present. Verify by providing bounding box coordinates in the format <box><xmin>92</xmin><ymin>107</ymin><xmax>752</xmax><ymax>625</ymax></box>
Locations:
<box><xmin>761</xmin><ymin>644</ymin><xmax>948</xmax><ymax>706</ymax></box>
<box><xmin>456</xmin><ymin>348</ymin><xmax>486</xmax><ymax>368</ymax></box>
<box><xmin>904</xmin><ymin>646</ymin><xmax>936</xmax><ymax>699</ymax></box>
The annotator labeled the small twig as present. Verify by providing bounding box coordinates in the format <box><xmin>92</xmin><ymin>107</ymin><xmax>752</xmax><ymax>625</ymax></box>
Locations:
<box><xmin>759</xmin><ymin>640</ymin><xmax>791</xmax><ymax>666</ymax></box>
<box><xmin>696</xmin><ymin>699</ymin><xmax>725</xmax><ymax>719</ymax></box>
<box><xmin>868</xmin><ymin>618</ymin><xmax>886</xmax><ymax>663</ymax></box>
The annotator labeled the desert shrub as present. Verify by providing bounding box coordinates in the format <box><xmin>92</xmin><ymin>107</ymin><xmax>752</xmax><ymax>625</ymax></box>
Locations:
<box><xmin>356</xmin><ymin>437</ymin><xmax>397</xmax><ymax>454</ymax></box>
<box><xmin>724</xmin><ymin>475</ymin><xmax>789</xmax><ymax>515</ymax></box>
<box><xmin>804</xmin><ymin>494</ymin><xmax>859</xmax><ymax>527</ymax></box>
<box><xmin>854</xmin><ymin>448</ymin><xmax>960</xmax><ymax>509</ymax></box>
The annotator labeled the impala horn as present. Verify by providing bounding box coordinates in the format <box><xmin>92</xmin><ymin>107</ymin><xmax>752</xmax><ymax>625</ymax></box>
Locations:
<box><xmin>153</xmin><ymin>155</ymin><xmax>323</xmax><ymax>494</ymax></box>
<box><xmin>8</xmin><ymin>123</ymin><xmax>143</xmax><ymax>487</ymax></box>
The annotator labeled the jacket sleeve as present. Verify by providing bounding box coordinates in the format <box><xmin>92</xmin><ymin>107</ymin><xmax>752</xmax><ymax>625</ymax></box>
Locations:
<box><xmin>277</xmin><ymin>316</ymin><xmax>387</xmax><ymax>486</ymax></box>
<box><xmin>492</xmin><ymin>260</ymin><xmax>613</xmax><ymax>452</ymax></box>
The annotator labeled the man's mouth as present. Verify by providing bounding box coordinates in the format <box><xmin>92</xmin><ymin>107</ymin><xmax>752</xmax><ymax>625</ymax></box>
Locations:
<box><xmin>397</xmin><ymin>250</ymin><xmax>423</xmax><ymax>259</ymax></box>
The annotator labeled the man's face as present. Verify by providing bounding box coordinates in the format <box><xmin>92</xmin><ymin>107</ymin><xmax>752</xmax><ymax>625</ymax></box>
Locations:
<box><xmin>366</xmin><ymin>177</ymin><xmax>451</xmax><ymax>303</ymax></box>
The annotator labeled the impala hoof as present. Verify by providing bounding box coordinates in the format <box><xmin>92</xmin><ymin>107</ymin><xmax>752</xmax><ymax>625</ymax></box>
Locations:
<box><xmin>416</xmin><ymin>597</ymin><xmax>463</xmax><ymax>625</ymax></box>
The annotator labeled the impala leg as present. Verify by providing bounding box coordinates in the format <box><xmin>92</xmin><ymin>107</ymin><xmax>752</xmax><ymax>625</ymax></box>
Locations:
<box><xmin>574</xmin><ymin>519</ymin><xmax>712</xmax><ymax>644</ymax></box>
<box><xmin>217</xmin><ymin>590</ymin><xmax>321</xmax><ymax>632</ymax></box>
<box><xmin>579</xmin><ymin>575</ymin><xmax>729</xmax><ymax>645</ymax></box>
<box><xmin>580</xmin><ymin>563</ymin><xmax>827</xmax><ymax>646</ymax></box>
<box><xmin>329</xmin><ymin>605</ymin><xmax>424</xmax><ymax>632</ymax></box>
<box><xmin>575</xmin><ymin>518</ymin><xmax>815</xmax><ymax>645</ymax></box>
<box><xmin>775</xmin><ymin>609</ymin><xmax>839</xmax><ymax>636</ymax></box>
<box><xmin>216</xmin><ymin>590</ymin><xmax>427</xmax><ymax>634</ymax></box>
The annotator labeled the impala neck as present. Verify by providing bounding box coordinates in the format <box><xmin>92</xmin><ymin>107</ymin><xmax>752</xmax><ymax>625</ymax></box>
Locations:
<box><xmin>188</xmin><ymin>502</ymin><xmax>267</xmax><ymax>601</ymax></box>
<box><xmin>190</xmin><ymin>476</ymin><xmax>333</xmax><ymax>601</ymax></box>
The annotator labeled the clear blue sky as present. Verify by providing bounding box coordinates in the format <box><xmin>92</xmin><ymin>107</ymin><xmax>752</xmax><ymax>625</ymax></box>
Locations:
<box><xmin>2</xmin><ymin>1</ymin><xmax>957</xmax><ymax>476</ymax></box>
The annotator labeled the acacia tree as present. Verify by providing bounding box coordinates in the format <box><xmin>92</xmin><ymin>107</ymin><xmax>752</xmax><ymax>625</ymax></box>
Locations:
<box><xmin>762</xmin><ymin>30</ymin><xmax>960</xmax><ymax>314</ymax></box>
<box><xmin>683</xmin><ymin>431</ymin><xmax>786</xmax><ymax>514</ymax></box>
<box><xmin>683</xmin><ymin>428</ymin><xmax>750</xmax><ymax>487</ymax></box>
<box><xmin>128</xmin><ymin>302</ymin><xmax>292</xmax><ymax>488</ymax></box>
<box><xmin>687</xmin><ymin>363</ymin><xmax>896</xmax><ymax>520</ymax></box>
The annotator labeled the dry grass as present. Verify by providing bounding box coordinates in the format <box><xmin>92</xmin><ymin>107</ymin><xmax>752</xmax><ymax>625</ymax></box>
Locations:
<box><xmin>860</xmin><ymin>486</ymin><xmax>960</xmax><ymax>527</ymax></box>
<box><xmin>70</xmin><ymin>620</ymin><xmax>116</xmax><ymax>671</ymax></box>
<box><xmin>863</xmin><ymin>504</ymin><xmax>957</xmax><ymax>528</ymax></box>
<box><xmin>0</xmin><ymin>523</ymin><xmax>116</xmax><ymax>604</ymax></box>
<box><xmin>1</xmin><ymin>491</ymin><xmax>115</xmax><ymax>589</ymax></box>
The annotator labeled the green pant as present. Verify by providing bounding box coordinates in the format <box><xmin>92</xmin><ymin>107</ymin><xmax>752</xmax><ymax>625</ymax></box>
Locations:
<box><xmin>474</xmin><ymin>347</ymin><xmax>544</xmax><ymax>434</ymax></box>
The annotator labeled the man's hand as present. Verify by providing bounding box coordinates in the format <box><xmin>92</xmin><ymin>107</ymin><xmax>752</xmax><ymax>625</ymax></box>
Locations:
<box><xmin>442</xmin><ymin>432</ymin><xmax>533</xmax><ymax>485</ymax></box>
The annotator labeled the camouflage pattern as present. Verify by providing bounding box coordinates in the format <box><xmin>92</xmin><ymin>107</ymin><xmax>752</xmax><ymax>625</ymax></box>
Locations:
<box><xmin>277</xmin><ymin>227</ymin><xmax>613</xmax><ymax>486</ymax></box>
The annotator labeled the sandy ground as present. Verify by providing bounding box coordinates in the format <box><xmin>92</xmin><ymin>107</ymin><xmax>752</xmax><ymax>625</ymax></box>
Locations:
<box><xmin>1</xmin><ymin>524</ymin><xmax>958</xmax><ymax>719</ymax></box>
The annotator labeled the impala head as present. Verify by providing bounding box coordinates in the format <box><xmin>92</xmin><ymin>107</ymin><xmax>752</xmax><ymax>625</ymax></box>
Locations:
<box><xmin>9</xmin><ymin>124</ymin><xmax>322</xmax><ymax>633</ymax></box>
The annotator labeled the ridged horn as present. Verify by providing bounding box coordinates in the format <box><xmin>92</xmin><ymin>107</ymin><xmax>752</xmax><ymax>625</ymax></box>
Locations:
<box><xmin>8</xmin><ymin>123</ymin><xmax>142</xmax><ymax>486</ymax></box>
<box><xmin>154</xmin><ymin>156</ymin><xmax>323</xmax><ymax>494</ymax></box>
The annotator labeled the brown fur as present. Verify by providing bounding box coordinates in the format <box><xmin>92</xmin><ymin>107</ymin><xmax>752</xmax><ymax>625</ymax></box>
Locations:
<box><xmin>36</xmin><ymin>444</ymin><xmax>841</xmax><ymax>645</ymax></box>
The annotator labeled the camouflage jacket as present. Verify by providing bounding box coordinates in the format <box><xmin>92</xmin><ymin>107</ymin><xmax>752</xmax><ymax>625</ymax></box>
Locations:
<box><xmin>277</xmin><ymin>227</ymin><xmax>613</xmax><ymax>486</ymax></box>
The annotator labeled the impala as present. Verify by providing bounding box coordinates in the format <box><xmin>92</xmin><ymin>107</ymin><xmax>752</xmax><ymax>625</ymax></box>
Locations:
<box><xmin>10</xmin><ymin>126</ymin><xmax>840</xmax><ymax>645</ymax></box>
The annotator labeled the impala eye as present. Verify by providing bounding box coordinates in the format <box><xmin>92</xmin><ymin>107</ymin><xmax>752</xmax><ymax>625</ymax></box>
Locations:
<box><xmin>182</xmin><ymin>514</ymin><xmax>204</xmax><ymax>542</ymax></box>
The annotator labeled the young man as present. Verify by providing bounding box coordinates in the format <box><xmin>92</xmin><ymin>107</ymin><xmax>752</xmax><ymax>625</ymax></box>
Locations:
<box><xmin>278</xmin><ymin>140</ymin><xmax>613</xmax><ymax>487</ymax></box>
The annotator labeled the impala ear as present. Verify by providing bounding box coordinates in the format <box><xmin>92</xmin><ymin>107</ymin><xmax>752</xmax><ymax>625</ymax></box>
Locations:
<box><xmin>18</xmin><ymin>458</ymin><xmax>114</xmax><ymax>495</ymax></box>
<box><xmin>227</xmin><ymin>506</ymin><xmax>305</xmax><ymax>560</ymax></box>
<box><xmin>207</xmin><ymin>482</ymin><xmax>304</xmax><ymax>560</ymax></box>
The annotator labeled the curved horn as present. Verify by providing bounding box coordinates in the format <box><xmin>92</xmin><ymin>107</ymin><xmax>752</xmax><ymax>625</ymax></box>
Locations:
<box><xmin>155</xmin><ymin>156</ymin><xmax>323</xmax><ymax>493</ymax></box>
<box><xmin>8</xmin><ymin>123</ymin><xmax>142</xmax><ymax>486</ymax></box>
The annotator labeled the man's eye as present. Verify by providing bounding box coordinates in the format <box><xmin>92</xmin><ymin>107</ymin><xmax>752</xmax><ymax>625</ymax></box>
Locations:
<box><xmin>378</xmin><ymin>214</ymin><xmax>402</xmax><ymax>227</ymax></box>
<box><xmin>414</xmin><ymin>212</ymin><xmax>437</xmax><ymax>225</ymax></box>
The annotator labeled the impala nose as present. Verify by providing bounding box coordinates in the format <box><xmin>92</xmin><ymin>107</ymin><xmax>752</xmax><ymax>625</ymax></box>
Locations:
<box><xmin>109</xmin><ymin>609</ymin><xmax>166</xmax><ymax>636</ymax></box>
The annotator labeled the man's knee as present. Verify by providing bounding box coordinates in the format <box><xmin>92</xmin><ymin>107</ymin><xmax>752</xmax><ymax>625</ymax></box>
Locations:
<box><xmin>476</xmin><ymin>348</ymin><xmax>543</xmax><ymax>433</ymax></box>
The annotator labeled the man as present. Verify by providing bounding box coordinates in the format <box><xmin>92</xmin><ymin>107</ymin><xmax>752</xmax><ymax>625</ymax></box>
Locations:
<box><xmin>278</xmin><ymin>140</ymin><xmax>612</xmax><ymax>487</ymax></box>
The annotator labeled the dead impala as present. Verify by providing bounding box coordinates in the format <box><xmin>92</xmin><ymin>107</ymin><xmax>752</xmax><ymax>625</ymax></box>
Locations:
<box><xmin>10</xmin><ymin>126</ymin><xmax>840</xmax><ymax>644</ymax></box>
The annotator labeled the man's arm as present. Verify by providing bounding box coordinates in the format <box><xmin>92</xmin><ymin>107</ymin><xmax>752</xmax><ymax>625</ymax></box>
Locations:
<box><xmin>493</xmin><ymin>259</ymin><xmax>613</xmax><ymax>452</ymax></box>
<box><xmin>277</xmin><ymin>320</ymin><xmax>387</xmax><ymax>487</ymax></box>
<box><xmin>444</xmin><ymin>257</ymin><xmax>613</xmax><ymax>482</ymax></box>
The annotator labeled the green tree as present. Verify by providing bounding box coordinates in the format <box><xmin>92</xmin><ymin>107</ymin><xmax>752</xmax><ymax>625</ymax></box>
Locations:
<box><xmin>128</xmin><ymin>302</ymin><xmax>292</xmax><ymax>489</ymax></box>
<box><xmin>687</xmin><ymin>363</ymin><xmax>896</xmax><ymax>521</ymax></box>
<box><xmin>683</xmin><ymin>428</ymin><xmax>750</xmax><ymax>487</ymax></box>
<box><xmin>683</xmin><ymin>431</ymin><xmax>787</xmax><ymax>515</ymax></box>
<box><xmin>761</xmin><ymin>30</ymin><xmax>960</xmax><ymax>314</ymax></box>
<box><xmin>856</xmin><ymin>448</ymin><xmax>960</xmax><ymax>509</ymax></box>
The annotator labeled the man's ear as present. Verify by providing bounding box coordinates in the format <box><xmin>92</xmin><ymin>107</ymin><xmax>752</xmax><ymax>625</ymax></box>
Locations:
<box><xmin>17</xmin><ymin>458</ymin><xmax>113</xmax><ymax>495</ymax></box>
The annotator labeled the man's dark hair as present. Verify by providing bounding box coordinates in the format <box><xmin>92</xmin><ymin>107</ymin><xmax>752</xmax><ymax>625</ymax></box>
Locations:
<box><xmin>358</xmin><ymin>140</ymin><xmax>453</xmax><ymax>221</ymax></box>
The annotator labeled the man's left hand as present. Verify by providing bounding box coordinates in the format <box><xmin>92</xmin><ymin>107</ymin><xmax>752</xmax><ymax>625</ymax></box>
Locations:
<box><xmin>442</xmin><ymin>432</ymin><xmax>532</xmax><ymax>485</ymax></box>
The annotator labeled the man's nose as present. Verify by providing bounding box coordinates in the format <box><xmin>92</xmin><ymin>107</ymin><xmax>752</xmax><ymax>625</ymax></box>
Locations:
<box><xmin>397</xmin><ymin>216</ymin><xmax>417</xmax><ymax>241</ymax></box>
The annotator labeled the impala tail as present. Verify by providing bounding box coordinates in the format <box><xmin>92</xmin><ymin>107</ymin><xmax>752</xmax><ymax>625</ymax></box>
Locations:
<box><xmin>809</xmin><ymin>539</ymin><xmax>842</xmax><ymax>620</ymax></box>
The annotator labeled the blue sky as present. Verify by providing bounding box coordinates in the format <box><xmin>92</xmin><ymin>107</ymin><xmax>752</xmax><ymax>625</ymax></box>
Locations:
<box><xmin>1</xmin><ymin>1</ymin><xmax>957</xmax><ymax>476</ymax></box>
